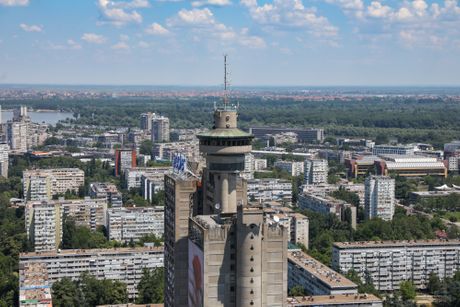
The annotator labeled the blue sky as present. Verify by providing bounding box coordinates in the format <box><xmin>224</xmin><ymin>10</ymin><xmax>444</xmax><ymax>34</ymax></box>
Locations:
<box><xmin>0</xmin><ymin>0</ymin><xmax>459</xmax><ymax>86</ymax></box>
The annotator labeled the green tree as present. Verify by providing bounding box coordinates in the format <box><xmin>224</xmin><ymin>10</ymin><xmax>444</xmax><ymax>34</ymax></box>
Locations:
<box><xmin>288</xmin><ymin>285</ymin><xmax>305</xmax><ymax>296</ymax></box>
<box><xmin>136</xmin><ymin>268</ymin><xmax>164</xmax><ymax>304</ymax></box>
<box><xmin>427</xmin><ymin>272</ymin><xmax>441</xmax><ymax>295</ymax></box>
<box><xmin>399</xmin><ymin>280</ymin><xmax>416</xmax><ymax>301</ymax></box>
<box><xmin>140</xmin><ymin>140</ymin><xmax>153</xmax><ymax>156</ymax></box>
<box><xmin>51</xmin><ymin>277</ymin><xmax>80</xmax><ymax>307</ymax></box>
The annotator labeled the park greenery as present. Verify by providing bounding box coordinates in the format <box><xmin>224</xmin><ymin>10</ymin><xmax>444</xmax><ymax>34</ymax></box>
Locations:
<box><xmin>300</xmin><ymin>206</ymin><xmax>457</xmax><ymax>267</ymax></box>
<box><xmin>3</xmin><ymin>96</ymin><xmax>460</xmax><ymax>147</ymax></box>
<box><xmin>51</xmin><ymin>272</ymin><xmax>128</xmax><ymax>307</ymax></box>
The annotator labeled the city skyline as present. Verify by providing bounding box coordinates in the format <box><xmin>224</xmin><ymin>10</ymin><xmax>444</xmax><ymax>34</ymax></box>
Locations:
<box><xmin>1</xmin><ymin>0</ymin><xmax>460</xmax><ymax>86</ymax></box>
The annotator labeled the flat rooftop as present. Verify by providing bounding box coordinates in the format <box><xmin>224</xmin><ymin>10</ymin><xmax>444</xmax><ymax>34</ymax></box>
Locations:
<box><xmin>287</xmin><ymin>294</ymin><xmax>382</xmax><ymax>306</ymax></box>
<box><xmin>333</xmin><ymin>239</ymin><xmax>460</xmax><ymax>249</ymax></box>
<box><xmin>288</xmin><ymin>251</ymin><xmax>357</xmax><ymax>289</ymax></box>
<box><xmin>20</xmin><ymin>246</ymin><xmax>163</xmax><ymax>259</ymax></box>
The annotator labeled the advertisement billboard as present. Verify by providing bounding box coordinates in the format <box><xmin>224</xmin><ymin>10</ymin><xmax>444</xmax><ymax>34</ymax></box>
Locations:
<box><xmin>188</xmin><ymin>240</ymin><xmax>204</xmax><ymax>307</ymax></box>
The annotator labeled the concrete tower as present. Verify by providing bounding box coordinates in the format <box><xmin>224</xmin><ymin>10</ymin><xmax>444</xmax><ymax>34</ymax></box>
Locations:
<box><xmin>197</xmin><ymin>104</ymin><xmax>253</xmax><ymax>215</ymax></box>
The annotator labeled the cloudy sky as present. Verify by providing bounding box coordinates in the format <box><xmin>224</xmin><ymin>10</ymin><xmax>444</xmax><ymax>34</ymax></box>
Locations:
<box><xmin>0</xmin><ymin>0</ymin><xmax>459</xmax><ymax>86</ymax></box>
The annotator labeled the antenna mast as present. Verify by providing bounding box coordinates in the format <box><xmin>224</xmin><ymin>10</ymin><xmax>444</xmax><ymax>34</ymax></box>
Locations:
<box><xmin>223</xmin><ymin>54</ymin><xmax>229</xmax><ymax>108</ymax></box>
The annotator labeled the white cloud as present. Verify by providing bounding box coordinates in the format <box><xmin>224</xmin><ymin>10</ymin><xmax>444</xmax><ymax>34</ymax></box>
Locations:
<box><xmin>367</xmin><ymin>1</ymin><xmax>392</xmax><ymax>18</ymax></box>
<box><xmin>191</xmin><ymin>0</ymin><xmax>231</xmax><ymax>7</ymax></box>
<box><xmin>168</xmin><ymin>8</ymin><xmax>266</xmax><ymax>48</ymax></box>
<box><xmin>98</xmin><ymin>0</ymin><xmax>144</xmax><ymax>26</ymax></box>
<box><xmin>19</xmin><ymin>23</ymin><xmax>43</xmax><ymax>32</ymax></box>
<box><xmin>325</xmin><ymin>0</ymin><xmax>363</xmax><ymax>11</ymax></box>
<box><xmin>145</xmin><ymin>23</ymin><xmax>170</xmax><ymax>35</ymax></box>
<box><xmin>0</xmin><ymin>0</ymin><xmax>28</xmax><ymax>6</ymax></box>
<box><xmin>240</xmin><ymin>0</ymin><xmax>338</xmax><ymax>38</ymax></box>
<box><xmin>169</xmin><ymin>8</ymin><xmax>216</xmax><ymax>25</ymax></box>
<box><xmin>81</xmin><ymin>33</ymin><xmax>107</xmax><ymax>44</ymax></box>
<box><xmin>111</xmin><ymin>41</ymin><xmax>130</xmax><ymax>50</ymax></box>
<box><xmin>67</xmin><ymin>39</ymin><xmax>82</xmax><ymax>49</ymax></box>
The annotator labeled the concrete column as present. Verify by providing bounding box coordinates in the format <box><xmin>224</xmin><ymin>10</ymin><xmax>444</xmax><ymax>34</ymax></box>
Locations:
<box><xmin>221</xmin><ymin>174</ymin><xmax>229</xmax><ymax>213</ymax></box>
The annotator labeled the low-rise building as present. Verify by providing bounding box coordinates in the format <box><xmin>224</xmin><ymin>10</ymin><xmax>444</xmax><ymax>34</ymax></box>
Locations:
<box><xmin>264</xmin><ymin>206</ymin><xmax>309</xmax><ymax>248</ymax></box>
<box><xmin>288</xmin><ymin>250</ymin><xmax>358</xmax><ymax>296</ymax></box>
<box><xmin>332</xmin><ymin>240</ymin><xmax>460</xmax><ymax>291</ymax></box>
<box><xmin>107</xmin><ymin>207</ymin><xmax>164</xmax><ymax>242</ymax></box>
<box><xmin>372</xmin><ymin>144</ymin><xmax>415</xmax><ymax>156</ymax></box>
<box><xmin>19</xmin><ymin>247</ymin><xmax>164</xmax><ymax>299</ymax></box>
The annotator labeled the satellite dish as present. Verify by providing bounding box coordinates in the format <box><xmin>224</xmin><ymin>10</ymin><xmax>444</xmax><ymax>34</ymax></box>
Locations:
<box><xmin>215</xmin><ymin>203</ymin><xmax>221</xmax><ymax>210</ymax></box>
<box><xmin>273</xmin><ymin>216</ymin><xmax>280</xmax><ymax>223</ymax></box>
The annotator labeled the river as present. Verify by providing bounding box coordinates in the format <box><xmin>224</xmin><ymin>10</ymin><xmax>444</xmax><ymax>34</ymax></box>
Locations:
<box><xmin>1</xmin><ymin>111</ymin><xmax>73</xmax><ymax>125</ymax></box>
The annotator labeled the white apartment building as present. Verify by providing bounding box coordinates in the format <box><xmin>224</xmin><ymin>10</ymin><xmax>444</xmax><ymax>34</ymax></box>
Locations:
<box><xmin>25</xmin><ymin>202</ymin><xmax>62</xmax><ymax>252</ymax></box>
<box><xmin>247</xmin><ymin>178</ymin><xmax>293</xmax><ymax>205</ymax></box>
<box><xmin>241</xmin><ymin>153</ymin><xmax>255</xmax><ymax>180</ymax></box>
<box><xmin>141</xmin><ymin>174</ymin><xmax>164</xmax><ymax>203</ymax></box>
<box><xmin>0</xmin><ymin>143</ymin><xmax>9</xmax><ymax>178</ymax></box>
<box><xmin>151</xmin><ymin>115</ymin><xmax>170</xmax><ymax>143</ymax></box>
<box><xmin>7</xmin><ymin>121</ymin><xmax>28</xmax><ymax>153</ymax></box>
<box><xmin>23</xmin><ymin>168</ymin><xmax>85</xmax><ymax>200</ymax></box>
<box><xmin>254</xmin><ymin>158</ymin><xmax>268</xmax><ymax>171</ymax></box>
<box><xmin>19</xmin><ymin>247</ymin><xmax>164</xmax><ymax>299</ymax></box>
<box><xmin>275</xmin><ymin>160</ymin><xmax>305</xmax><ymax>176</ymax></box>
<box><xmin>365</xmin><ymin>175</ymin><xmax>395</xmax><ymax>221</ymax></box>
<box><xmin>304</xmin><ymin>159</ymin><xmax>328</xmax><ymax>185</ymax></box>
<box><xmin>372</xmin><ymin>144</ymin><xmax>415</xmax><ymax>156</ymax></box>
<box><xmin>89</xmin><ymin>182</ymin><xmax>123</xmax><ymax>207</ymax></box>
<box><xmin>332</xmin><ymin>240</ymin><xmax>460</xmax><ymax>291</ymax></box>
<box><xmin>107</xmin><ymin>206</ymin><xmax>164</xmax><ymax>242</ymax></box>
<box><xmin>124</xmin><ymin>166</ymin><xmax>171</xmax><ymax>190</ymax></box>
<box><xmin>266</xmin><ymin>206</ymin><xmax>309</xmax><ymax>248</ymax></box>
<box><xmin>288</xmin><ymin>250</ymin><xmax>358</xmax><ymax>296</ymax></box>
<box><xmin>152</xmin><ymin>141</ymin><xmax>199</xmax><ymax>161</ymax></box>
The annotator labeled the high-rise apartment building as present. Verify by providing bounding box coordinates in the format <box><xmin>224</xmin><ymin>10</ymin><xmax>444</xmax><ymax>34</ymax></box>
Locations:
<box><xmin>332</xmin><ymin>240</ymin><xmax>460</xmax><ymax>291</ymax></box>
<box><xmin>25</xmin><ymin>198</ymin><xmax>108</xmax><ymax>251</ymax></box>
<box><xmin>7</xmin><ymin>121</ymin><xmax>28</xmax><ymax>153</ymax></box>
<box><xmin>304</xmin><ymin>159</ymin><xmax>328</xmax><ymax>185</ymax></box>
<box><xmin>0</xmin><ymin>143</ymin><xmax>9</xmax><ymax>178</ymax></box>
<box><xmin>107</xmin><ymin>206</ymin><xmax>164</xmax><ymax>242</ymax></box>
<box><xmin>25</xmin><ymin>202</ymin><xmax>62</xmax><ymax>252</ymax></box>
<box><xmin>364</xmin><ymin>175</ymin><xmax>395</xmax><ymax>221</ymax></box>
<box><xmin>23</xmin><ymin>169</ymin><xmax>85</xmax><ymax>201</ymax></box>
<box><xmin>140</xmin><ymin>112</ymin><xmax>155</xmax><ymax>132</ymax></box>
<box><xmin>151</xmin><ymin>115</ymin><xmax>170</xmax><ymax>143</ymax></box>
<box><xmin>115</xmin><ymin>149</ymin><xmax>136</xmax><ymax>176</ymax></box>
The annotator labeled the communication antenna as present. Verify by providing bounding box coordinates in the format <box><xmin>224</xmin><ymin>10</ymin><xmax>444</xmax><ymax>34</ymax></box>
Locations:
<box><xmin>223</xmin><ymin>54</ymin><xmax>229</xmax><ymax>108</ymax></box>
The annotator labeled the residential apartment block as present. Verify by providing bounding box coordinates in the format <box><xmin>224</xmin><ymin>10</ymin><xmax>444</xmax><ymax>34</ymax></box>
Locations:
<box><xmin>124</xmin><ymin>166</ymin><xmax>171</xmax><ymax>190</ymax></box>
<box><xmin>107</xmin><ymin>206</ymin><xmax>164</xmax><ymax>242</ymax></box>
<box><xmin>304</xmin><ymin>159</ymin><xmax>328</xmax><ymax>185</ymax></box>
<box><xmin>275</xmin><ymin>160</ymin><xmax>305</xmax><ymax>176</ymax></box>
<box><xmin>23</xmin><ymin>168</ymin><xmax>85</xmax><ymax>201</ymax></box>
<box><xmin>247</xmin><ymin>178</ymin><xmax>292</xmax><ymax>205</ymax></box>
<box><xmin>19</xmin><ymin>247</ymin><xmax>164</xmax><ymax>299</ymax></box>
<box><xmin>365</xmin><ymin>176</ymin><xmax>395</xmax><ymax>221</ymax></box>
<box><xmin>332</xmin><ymin>240</ymin><xmax>460</xmax><ymax>291</ymax></box>
<box><xmin>288</xmin><ymin>250</ymin><xmax>358</xmax><ymax>296</ymax></box>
